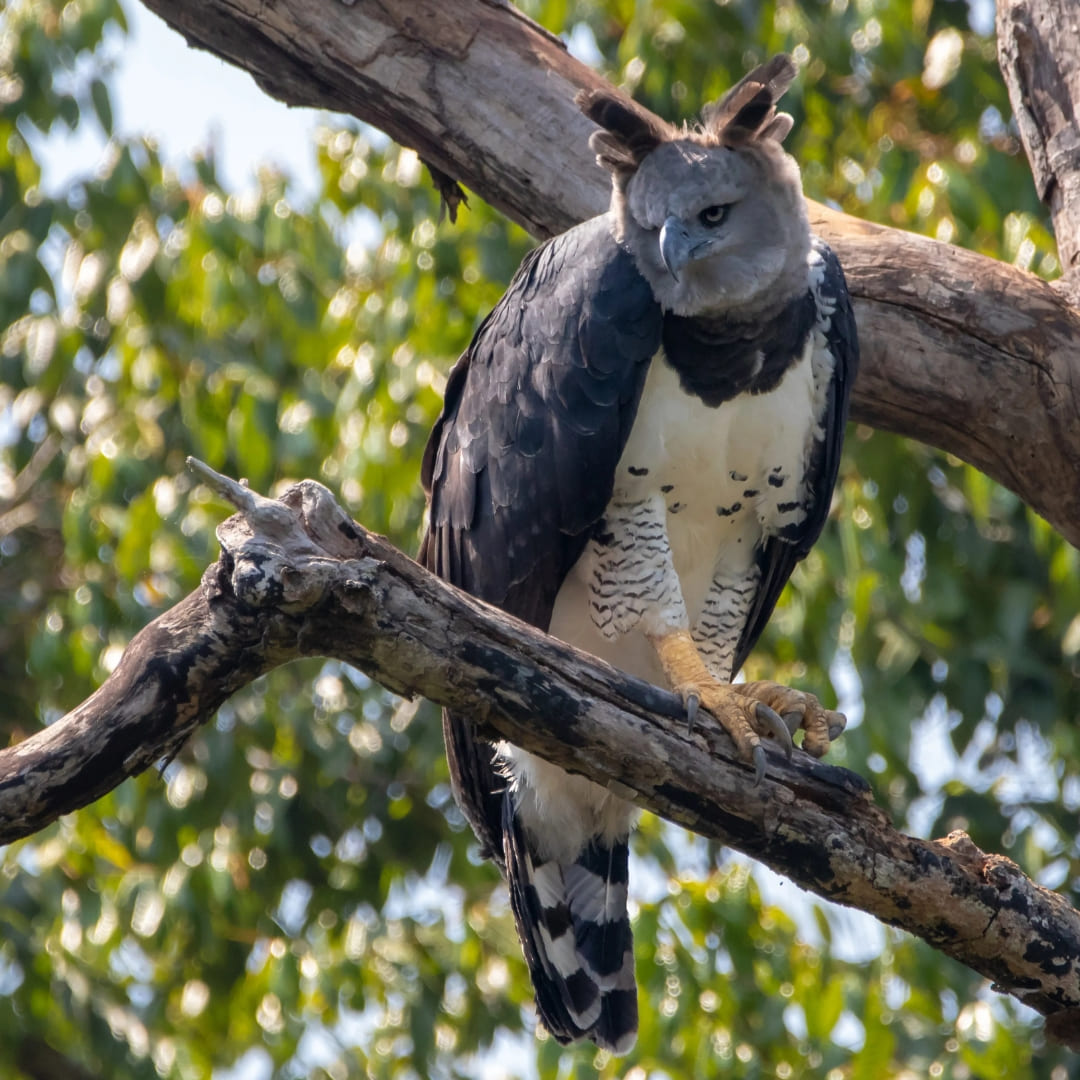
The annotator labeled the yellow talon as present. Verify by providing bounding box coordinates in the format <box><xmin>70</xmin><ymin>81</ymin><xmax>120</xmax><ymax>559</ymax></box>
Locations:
<box><xmin>648</xmin><ymin>629</ymin><xmax>793</xmax><ymax>773</ymax></box>
<box><xmin>645</xmin><ymin>631</ymin><xmax>843</xmax><ymax>775</ymax></box>
<box><xmin>734</xmin><ymin>680</ymin><xmax>846</xmax><ymax>759</ymax></box>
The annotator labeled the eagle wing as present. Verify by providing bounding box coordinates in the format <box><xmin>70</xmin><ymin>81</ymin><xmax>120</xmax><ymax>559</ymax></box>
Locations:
<box><xmin>734</xmin><ymin>239</ymin><xmax>859</xmax><ymax>673</ymax></box>
<box><xmin>419</xmin><ymin>213</ymin><xmax>663</xmax><ymax>863</ymax></box>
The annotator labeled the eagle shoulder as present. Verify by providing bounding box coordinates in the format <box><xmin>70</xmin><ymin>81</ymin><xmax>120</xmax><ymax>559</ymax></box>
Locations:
<box><xmin>421</xmin><ymin>212</ymin><xmax>663</xmax><ymax>629</ymax></box>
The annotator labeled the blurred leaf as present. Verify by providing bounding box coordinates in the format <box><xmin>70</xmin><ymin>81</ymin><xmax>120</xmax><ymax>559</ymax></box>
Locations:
<box><xmin>90</xmin><ymin>77</ymin><xmax>113</xmax><ymax>136</ymax></box>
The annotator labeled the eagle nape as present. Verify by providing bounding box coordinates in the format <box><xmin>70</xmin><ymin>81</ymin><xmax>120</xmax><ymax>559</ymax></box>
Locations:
<box><xmin>648</xmin><ymin>628</ymin><xmax>845</xmax><ymax>784</ymax></box>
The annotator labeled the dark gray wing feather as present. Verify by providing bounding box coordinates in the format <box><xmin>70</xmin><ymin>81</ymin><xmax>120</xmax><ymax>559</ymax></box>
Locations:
<box><xmin>734</xmin><ymin>239</ymin><xmax>858</xmax><ymax>673</ymax></box>
<box><xmin>420</xmin><ymin>213</ymin><xmax>662</xmax><ymax>864</ymax></box>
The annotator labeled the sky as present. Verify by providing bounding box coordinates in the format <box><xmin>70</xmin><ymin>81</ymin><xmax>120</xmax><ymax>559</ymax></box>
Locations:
<box><xmin>37</xmin><ymin>0</ymin><xmax>329</xmax><ymax>198</ymax></box>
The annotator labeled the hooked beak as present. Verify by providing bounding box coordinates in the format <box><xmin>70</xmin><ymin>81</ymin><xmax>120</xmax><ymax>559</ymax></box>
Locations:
<box><xmin>659</xmin><ymin>215</ymin><xmax>693</xmax><ymax>282</ymax></box>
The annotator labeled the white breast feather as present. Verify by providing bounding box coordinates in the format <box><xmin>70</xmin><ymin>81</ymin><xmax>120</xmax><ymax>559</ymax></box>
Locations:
<box><xmin>606</xmin><ymin>336</ymin><xmax>819</xmax><ymax>621</ymax></box>
<box><xmin>509</xmin><ymin>289</ymin><xmax>831</xmax><ymax>864</ymax></box>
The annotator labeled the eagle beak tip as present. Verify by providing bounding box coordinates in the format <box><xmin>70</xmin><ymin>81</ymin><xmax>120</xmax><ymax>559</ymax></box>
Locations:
<box><xmin>659</xmin><ymin>216</ymin><xmax>690</xmax><ymax>283</ymax></box>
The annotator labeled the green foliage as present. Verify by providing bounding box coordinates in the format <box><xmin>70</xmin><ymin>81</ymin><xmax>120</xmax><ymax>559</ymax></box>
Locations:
<box><xmin>1</xmin><ymin>0</ymin><xmax>1077</xmax><ymax>1077</ymax></box>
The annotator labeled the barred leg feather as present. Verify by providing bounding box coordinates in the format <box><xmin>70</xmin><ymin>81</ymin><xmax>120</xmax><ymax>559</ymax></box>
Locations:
<box><xmin>502</xmin><ymin>798</ymin><xmax>638</xmax><ymax>1054</ymax></box>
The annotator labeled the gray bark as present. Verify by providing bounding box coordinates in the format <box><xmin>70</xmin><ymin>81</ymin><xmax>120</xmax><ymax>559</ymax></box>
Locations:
<box><xmin>998</xmin><ymin>0</ymin><xmax>1080</xmax><ymax>301</ymax></box>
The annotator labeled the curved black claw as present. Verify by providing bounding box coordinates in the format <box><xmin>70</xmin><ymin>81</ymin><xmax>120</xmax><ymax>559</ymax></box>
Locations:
<box><xmin>751</xmin><ymin>744</ymin><xmax>767</xmax><ymax>787</ymax></box>
<box><xmin>828</xmin><ymin>713</ymin><xmax>848</xmax><ymax>741</ymax></box>
<box><xmin>782</xmin><ymin>711</ymin><xmax>802</xmax><ymax>736</ymax></box>
<box><xmin>685</xmin><ymin>692</ymin><xmax>700</xmax><ymax>734</ymax></box>
<box><xmin>755</xmin><ymin>702</ymin><xmax>794</xmax><ymax>758</ymax></box>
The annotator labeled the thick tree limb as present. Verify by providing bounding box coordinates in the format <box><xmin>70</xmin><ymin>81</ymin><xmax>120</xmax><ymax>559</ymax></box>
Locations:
<box><xmin>1</xmin><ymin>468</ymin><xmax>1078</xmax><ymax>1048</ymax></box>
<box><xmin>998</xmin><ymin>0</ymin><xmax>1080</xmax><ymax>300</ymax></box>
<box><xmin>135</xmin><ymin>0</ymin><xmax>1080</xmax><ymax>547</ymax></box>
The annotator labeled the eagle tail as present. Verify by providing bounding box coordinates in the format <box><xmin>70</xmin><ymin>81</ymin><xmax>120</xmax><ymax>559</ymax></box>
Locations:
<box><xmin>503</xmin><ymin>798</ymin><xmax>637</xmax><ymax>1054</ymax></box>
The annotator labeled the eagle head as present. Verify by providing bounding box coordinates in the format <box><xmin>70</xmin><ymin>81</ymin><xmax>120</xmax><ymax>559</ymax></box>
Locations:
<box><xmin>577</xmin><ymin>55</ymin><xmax>811</xmax><ymax>319</ymax></box>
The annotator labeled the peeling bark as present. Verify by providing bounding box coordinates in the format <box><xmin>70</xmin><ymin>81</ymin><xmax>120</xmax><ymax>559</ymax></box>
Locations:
<box><xmin>133</xmin><ymin>0</ymin><xmax>1080</xmax><ymax>547</ymax></box>
<box><xmin>998</xmin><ymin>0</ymin><xmax>1080</xmax><ymax>300</ymax></box>
<box><xmin>1</xmin><ymin>467</ymin><xmax>1078</xmax><ymax>1044</ymax></box>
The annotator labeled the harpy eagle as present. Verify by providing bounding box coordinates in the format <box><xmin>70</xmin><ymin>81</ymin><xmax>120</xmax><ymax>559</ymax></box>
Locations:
<box><xmin>419</xmin><ymin>56</ymin><xmax>858</xmax><ymax>1054</ymax></box>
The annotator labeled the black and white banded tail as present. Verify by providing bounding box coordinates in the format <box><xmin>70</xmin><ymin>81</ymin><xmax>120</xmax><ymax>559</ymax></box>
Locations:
<box><xmin>503</xmin><ymin>800</ymin><xmax>637</xmax><ymax>1053</ymax></box>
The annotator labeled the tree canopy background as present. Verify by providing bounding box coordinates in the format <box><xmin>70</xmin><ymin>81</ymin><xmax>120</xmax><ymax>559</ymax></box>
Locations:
<box><xmin>1</xmin><ymin>0</ymin><xmax>1078</xmax><ymax>1077</ymax></box>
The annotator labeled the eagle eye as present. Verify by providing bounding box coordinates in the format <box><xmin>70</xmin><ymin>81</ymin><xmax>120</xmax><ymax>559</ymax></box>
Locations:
<box><xmin>698</xmin><ymin>204</ymin><xmax>729</xmax><ymax>227</ymax></box>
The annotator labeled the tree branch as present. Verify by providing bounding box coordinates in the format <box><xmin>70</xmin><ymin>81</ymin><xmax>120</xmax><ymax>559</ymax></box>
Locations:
<box><xmin>1</xmin><ymin>466</ymin><xmax>1078</xmax><ymax>1048</ymax></box>
<box><xmin>997</xmin><ymin>0</ymin><xmax>1080</xmax><ymax>301</ymax></box>
<box><xmin>135</xmin><ymin>0</ymin><xmax>1080</xmax><ymax>547</ymax></box>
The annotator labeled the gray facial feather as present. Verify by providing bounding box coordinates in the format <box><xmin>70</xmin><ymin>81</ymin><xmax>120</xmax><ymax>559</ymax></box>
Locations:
<box><xmin>620</xmin><ymin>138</ymin><xmax>809</xmax><ymax>318</ymax></box>
<box><xmin>579</xmin><ymin>55</ymin><xmax>811</xmax><ymax>319</ymax></box>
<box><xmin>626</xmin><ymin>144</ymin><xmax>755</xmax><ymax>228</ymax></box>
